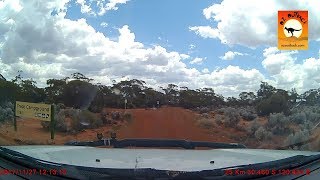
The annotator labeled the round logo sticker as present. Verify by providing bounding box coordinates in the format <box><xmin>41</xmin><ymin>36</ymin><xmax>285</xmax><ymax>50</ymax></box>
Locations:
<box><xmin>283</xmin><ymin>19</ymin><xmax>302</xmax><ymax>38</ymax></box>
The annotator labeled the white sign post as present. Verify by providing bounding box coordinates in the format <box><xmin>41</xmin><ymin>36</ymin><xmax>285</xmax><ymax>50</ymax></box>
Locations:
<box><xmin>124</xmin><ymin>99</ymin><xmax>127</xmax><ymax>110</ymax></box>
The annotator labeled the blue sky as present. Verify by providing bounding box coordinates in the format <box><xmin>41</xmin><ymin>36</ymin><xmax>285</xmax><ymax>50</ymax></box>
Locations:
<box><xmin>65</xmin><ymin>0</ymin><xmax>320</xmax><ymax>75</ymax></box>
<box><xmin>66</xmin><ymin>0</ymin><xmax>262</xmax><ymax>72</ymax></box>
<box><xmin>1</xmin><ymin>0</ymin><xmax>320</xmax><ymax>97</ymax></box>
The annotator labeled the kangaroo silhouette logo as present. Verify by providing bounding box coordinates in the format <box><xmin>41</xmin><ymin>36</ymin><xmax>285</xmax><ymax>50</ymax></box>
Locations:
<box><xmin>278</xmin><ymin>10</ymin><xmax>308</xmax><ymax>50</ymax></box>
<box><xmin>284</xmin><ymin>27</ymin><xmax>301</xmax><ymax>37</ymax></box>
<box><xmin>283</xmin><ymin>19</ymin><xmax>303</xmax><ymax>38</ymax></box>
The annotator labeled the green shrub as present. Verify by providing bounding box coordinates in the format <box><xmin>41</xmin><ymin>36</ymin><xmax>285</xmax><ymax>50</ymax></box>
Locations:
<box><xmin>290</xmin><ymin>106</ymin><xmax>320</xmax><ymax>127</ymax></box>
<box><xmin>256</xmin><ymin>93</ymin><xmax>289</xmax><ymax>116</ymax></box>
<box><xmin>290</xmin><ymin>112</ymin><xmax>307</xmax><ymax>124</ymax></box>
<box><xmin>101</xmin><ymin>112</ymin><xmax>112</xmax><ymax>124</ymax></box>
<box><xmin>0</xmin><ymin>101</ymin><xmax>14</xmax><ymax>122</ymax></box>
<box><xmin>242</xmin><ymin>113</ymin><xmax>257</xmax><ymax>121</ymax></box>
<box><xmin>299</xmin><ymin>121</ymin><xmax>314</xmax><ymax>132</ymax></box>
<box><xmin>305</xmin><ymin>110</ymin><xmax>320</xmax><ymax>123</ymax></box>
<box><xmin>239</xmin><ymin>107</ymin><xmax>257</xmax><ymax>121</ymax></box>
<box><xmin>198</xmin><ymin>107</ymin><xmax>211</xmax><ymax>114</ymax></box>
<box><xmin>64</xmin><ymin>108</ymin><xmax>78</xmax><ymax>118</ymax></box>
<box><xmin>214</xmin><ymin>114</ymin><xmax>224</xmax><ymax>125</ymax></box>
<box><xmin>41</xmin><ymin>109</ymin><xmax>70</xmax><ymax>132</ymax></box>
<box><xmin>201</xmin><ymin>113</ymin><xmax>210</xmax><ymax>119</ymax></box>
<box><xmin>212</xmin><ymin>107</ymin><xmax>240</xmax><ymax>128</ymax></box>
<box><xmin>285</xmin><ymin>130</ymin><xmax>310</xmax><ymax>150</ymax></box>
<box><xmin>55</xmin><ymin>111</ymin><xmax>69</xmax><ymax>131</ymax></box>
<box><xmin>88</xmin><ymin>104</ymin><xmax>103</xmax><ymax>113</ymax></box>
<box><xmin>223</xmin><ymin>107</ymin><xmax>241</xmax><ymax>128</ymax></box>
<box><xmin>255</xmin><ymin>127</ymin><xmax>272</xmax><ymax>140</ymax></box>
<box><xmin>41</xmin><ymin>109</ymin><xmax>102</xmax><ymax>132</ymax></box>
<box><xmin>80</xmin><ymin>110</ymin><xmax>102</xmax><ymax>129</ymax></box>
<box><xmin>267</xmin><ymin>113</ymin><xmax>290</xmax><ymax>135</ymax></box>
<box><xmin>111</xmin><ymin>111</ymin><xmax>121</xmax><ymax>120</ymax></box>
<box><xmin>56</xmin><ymin>103</ymin><xmax>66</xmax><ymax>111</ymax></box>
<box><xmin>198</xmin><ymin>118</ymin><xmax>215</xmax><ymax>129</ymax></box>
<box><xmin>247</xmin><ymin>118</ymin><xmax>260</xmax><ymax>136</ymax></box>
<box><xmin>215</xmin><ymin>108</ymin><xmax>225</xmax><ymax>114</ymax></box>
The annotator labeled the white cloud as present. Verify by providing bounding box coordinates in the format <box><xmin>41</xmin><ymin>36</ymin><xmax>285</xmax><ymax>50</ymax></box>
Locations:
<box><xmin>3</xmin><ymin>0</ymin><xmax>320</xmax><ymax>98</ymax></box>
<box><xmin>0</xmin><ymin>0</ymin><xmax>23</xmax><ymax>12</ymax></box>
<box><xmin>220</xmin><ymin>51</ymin><xmax>247</xmax><ymax>60</ymax></box>
<box><xmin>0</xmin><ymin>0</ymin><xmax>265</xmax><ymax>97</ymax></box>
<box><xmin>193</xmin><ymin>0</ymin><xmax>320</xmax><ymax>48</ymax></box>
<box><xmin>189</xmin><ymin>26</ymin><xmax>220</xmax><ymax>39</ymax></box>
<box><xmin>0</xmin><ymin>0</ymin><xmax>284</xmax><ymax>98</ymax></box>
<box><xmin>194</xmin><ymin>66</ymin><xmax>265</xmax><ymax>97</ymax></box>
<box><xmin>262</xmin><ymin>47</ymin><xmax>320</xmax><ymax>92</ymax></box>
<box><xmin>0</xmin><ymin>0</ymin><xmax>205</xmax><ymax>92</ymax></box>
<box><xmin>262</xmin><ymin>47</ymin><xmax>279</xmax><ymax>57</ymax></box>
<box><xmin>100</xmin><ymin>22</ymin><xmax>108</xmax><ymax>27</ymax></box>
<box><xmin>105</xmin><ymin>0</ymin><xmax>129</xmax><ymax>10</ymax></box>
<box><xmin>76</xmin><ymin>0</ymin><xmax>95</xmax><ymax>15</ymax></box>
<box><xmin>202</xmin><ymin>68</ymin><xmax>209</xmax><ymax>73</ymax></box>
<box><xmin>118</xmin><ymin>25</ymin><xmax>143</xmax><ymax>49</ymax></box>
<box><xmin>190</xmin><ymin>57</ymin><xmax>204</xmax><ymax>65</ymax></box>
<box><xmin>188</xmin><ymin>44</ymin><xmax>196</xmax><ymax>54</ymax></box>
<box><xmin>75</xmin><ymin>0</ymin><xmax>130</xmax><ymax>16</ymax></box>
<box><xmin>262</xmin><ymin>47</ymin><xmax>298</xmax><ymax>75</ymax></box>
<box><xmin>180</xmin><ymin>54</ymin><xmax>190</xmax><ymax>60</ymax></box>
<box><xmin>98</xmin><ymin>0</ymin><xmax>130</xmax><ymax>15</ymax></box>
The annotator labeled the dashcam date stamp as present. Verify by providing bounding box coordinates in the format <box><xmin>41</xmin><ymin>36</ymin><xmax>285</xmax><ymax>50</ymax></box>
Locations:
<box><xmin>0</xmin><ymin>168</ymin><xmax>67</xmax><ymax>176</ymax></box>
<box><xmin>224</xmin><ymin>168</ymin><xmax>311</xmax><ymax>176</ymax></box>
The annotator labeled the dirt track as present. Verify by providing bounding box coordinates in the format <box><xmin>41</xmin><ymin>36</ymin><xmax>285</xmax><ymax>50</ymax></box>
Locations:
<box><xmin>0</xmin><ymin>107</ymin><xmax>243</xmax><ymax>146</ymax></box>
<box><xmin>0</xmin><ymin>107</ymin><xmax>318</xmax><ymax>150</ymax></box>
<box><xmin>116</xmin><ymin>107</ymin><xmax>235</xmax><ymax>143</ymax></box>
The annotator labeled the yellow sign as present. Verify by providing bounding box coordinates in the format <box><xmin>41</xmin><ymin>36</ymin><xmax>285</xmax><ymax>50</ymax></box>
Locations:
<box><xmin>278</xmin><ymin>11</ymin><xmax>308</xmax><ymax>50</ymax></box>
<box><xmin>15</xmin><ymin>101</ymin><xmax>51</xmax><ymax>121</ymax></box>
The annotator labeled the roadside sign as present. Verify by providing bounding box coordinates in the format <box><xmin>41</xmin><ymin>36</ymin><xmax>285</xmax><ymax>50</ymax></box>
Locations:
<box><xmin>15</xmin><ymin>101</ymin><xmax>51</xmax><ymax>121</ymax></box>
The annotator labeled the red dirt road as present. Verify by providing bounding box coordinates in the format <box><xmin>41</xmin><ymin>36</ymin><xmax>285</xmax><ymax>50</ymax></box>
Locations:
<box><xmin>0</xmin><ymin>107</ymin><xmax>243</xmax><ymax>146</ymax></box>
<box><xmin>116</xmin><ymin>107</ymin><xmax>235</xmax><ymax>143</ymax></box>
<box><xmin>0</xmin><ymin>107</ymin><xmax>318</xmax><ymax>150</ymax></box>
